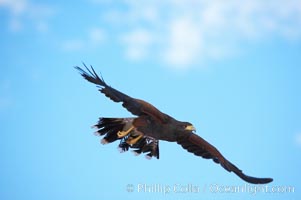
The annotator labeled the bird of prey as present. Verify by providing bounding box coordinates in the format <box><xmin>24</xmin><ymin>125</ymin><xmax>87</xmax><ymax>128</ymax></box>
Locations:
<box><xmin>75</xmin><ymin>65</ymin><xmax>273</xmax><ymax>184</ymax></box>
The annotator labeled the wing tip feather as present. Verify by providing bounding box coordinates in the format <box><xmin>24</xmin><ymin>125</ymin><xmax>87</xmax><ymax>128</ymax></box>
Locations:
<box><xmin>75</xmin><ymin>63</ymin><xmax>107</xmax><ymax>87</ymax></box>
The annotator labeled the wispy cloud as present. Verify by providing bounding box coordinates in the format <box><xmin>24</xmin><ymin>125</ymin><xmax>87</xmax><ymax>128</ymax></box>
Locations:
<box><xmin>97</xmin><ymin>0</ymin><xmax>301</xmax><ymax>69</ymax></box>
<box><xmin>121</xmin><ymin>29</ymin><xmax>153</xmax><ymax>61</ymax></box>
<box><xmin>0</xmin><ymin>0</ymin><xmax>54</xmax><ymax>33</ymax></box>
<box><xmin>61</xmin><ymin>28</ymin><xmax>106</xmax><ymax>51</ymax></box>
<box><xmin>89</xmin><ymin>28</ymin><xmax>106</xmax><ymax>45</ymax></box>
<box><xmin>163</xmin><ymin>17</ymin><xmax>203</xmax><ymax>68</ymax></box>
<box><xmin>61</xmin><ymin>39</ymin><xmax>85</xmax><ymax>52</ymax></box>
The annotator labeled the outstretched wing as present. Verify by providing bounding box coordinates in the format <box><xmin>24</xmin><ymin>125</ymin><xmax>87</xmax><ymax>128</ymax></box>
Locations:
<box><xmin>177</xmin><ymin>133</ymin><xmax>273</xmax><ymax>184</ymax></box>
<box><xmin>75</xmin><ymin>64</ymin><xmax>168</xmax><ymax>122</ymax></box>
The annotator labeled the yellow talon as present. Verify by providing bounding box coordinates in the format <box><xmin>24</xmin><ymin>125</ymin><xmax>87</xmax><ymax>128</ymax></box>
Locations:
<box><xmin>117</xmin><ymin>126</ymin><xmax>134</xmax><ymax>138</ymax></box>
<box><xmin>127</xmin><ymin>134</ymin><xmax>143</xmax><ymax>145</ymax></box>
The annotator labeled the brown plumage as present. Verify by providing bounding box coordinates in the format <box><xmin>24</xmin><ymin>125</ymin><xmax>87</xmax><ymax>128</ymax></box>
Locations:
<box><xmin>75</xmin><ymin>64</ymin><xmax>273</xmax><ymax>184</ymax></box>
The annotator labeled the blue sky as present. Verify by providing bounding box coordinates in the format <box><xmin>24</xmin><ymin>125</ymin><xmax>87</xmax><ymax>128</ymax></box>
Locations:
<box><xmin>0</xmin><ymin>0</ymin><xmax>301</xmax><ymax>199</ymax></box>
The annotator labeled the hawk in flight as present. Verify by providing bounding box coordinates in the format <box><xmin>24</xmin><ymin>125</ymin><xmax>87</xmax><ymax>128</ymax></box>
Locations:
<box><xmin>76</xmin><ymin>65</ymin><xmax>273</xmax><ymax>184</ymax></box>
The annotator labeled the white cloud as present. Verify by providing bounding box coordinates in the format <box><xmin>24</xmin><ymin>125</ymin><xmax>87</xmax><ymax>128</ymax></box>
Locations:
<box><xmin>97</xmin><ymin>0</ymin><xmax>301</xmax><ymax>69</ymax></box>
<box><xmin>164</xmin><ymin>18</ymin><xmax>203</xmax><ymax>68</ymax></box>
<box><xmin>0</xmin><ymin>0</ymin><xmax>54</xmax><ymax>33</ymax></box>
<box><xmin>0</xmin><ymin>0</ymin><xmax>27</xmax><ymax>15</ymax></box>
<box><xmin>121</xmin><ymin>29</ymin><xmax>153</xmax><ymax>60</ymax></box>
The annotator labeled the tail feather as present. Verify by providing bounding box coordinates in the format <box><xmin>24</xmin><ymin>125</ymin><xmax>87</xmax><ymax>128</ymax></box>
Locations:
<box><xmin>94</xmin><ymin>118</ymin><xmax>124</xmax><ymax>143</ymax></box>
<box><xmin>131</xmin><ymin>137</ymin><xmax>159</xmax><ymax>159</ymax></box>
<box><xmin>93</xmin><ymin>117</ymin><xmax>160</xmax><ymax>159</ymax></box>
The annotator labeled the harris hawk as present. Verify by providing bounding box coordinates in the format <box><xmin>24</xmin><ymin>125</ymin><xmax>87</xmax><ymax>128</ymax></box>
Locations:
<box><xmin>75</xmin><ymin>65</ymin><xmax>273</xmax><ymax>184</ymax></box>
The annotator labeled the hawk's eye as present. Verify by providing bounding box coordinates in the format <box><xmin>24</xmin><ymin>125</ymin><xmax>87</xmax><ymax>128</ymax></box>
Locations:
<box><xmin>180</xmin><ymin>124</ymin><xmax>188</xmax><ymax>129</ymax></box>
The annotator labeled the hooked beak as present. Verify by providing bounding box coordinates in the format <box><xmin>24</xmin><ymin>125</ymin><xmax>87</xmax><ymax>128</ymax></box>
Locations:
<box><xmin>185</xmin><ymin>125</ymin><xmax>196</xmax><ymax>132</ymax></box>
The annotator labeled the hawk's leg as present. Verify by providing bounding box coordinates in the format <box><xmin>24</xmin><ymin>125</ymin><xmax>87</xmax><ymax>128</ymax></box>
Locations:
<box><xmin>127</xmin><ymin>134</ymin><xmax>143</xmax><ymax>145</ymax></box>
<box><xmin>117</xmin><ymin>126</ymin><xmax>134</xmax><ymax>138</ymax></box>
